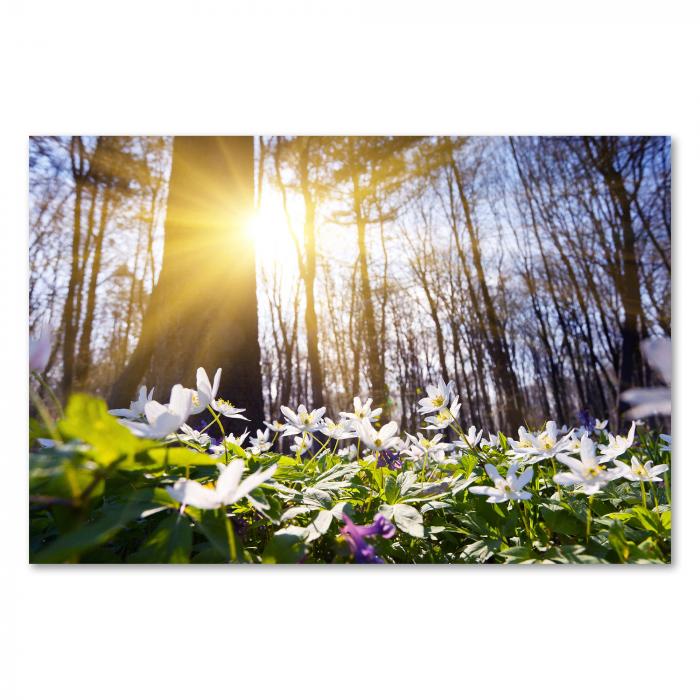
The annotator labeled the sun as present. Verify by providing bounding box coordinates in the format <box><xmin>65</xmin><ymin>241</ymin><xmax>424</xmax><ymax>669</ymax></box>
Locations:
<box><xmin>245</xmin><ymin>206</ymin><xmax>296</xmax><ymax>261</ymax></box>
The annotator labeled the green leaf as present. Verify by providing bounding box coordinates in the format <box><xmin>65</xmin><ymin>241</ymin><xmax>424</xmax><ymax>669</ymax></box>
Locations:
<box><xmin>144</xmin><ymin>447</ymin><xmax>218</xmax><ymax>470</ymax></box>
<box><xmin>608</xmin><ymin>521</ymin><xmax>631</xmax><ymax>563</ymax></box>
<box><xmin>58</xmin><ymin>394</ymin><xmax>144</xmax><ymax>466</ymax></box>
<box><xmin>305</xmin><ymin>509</ymin><xmax>334</xmax><ymax>542</ymax></box>
<box><xmin>392</xmin><ymin>504</ymin><xmax>425</xmax><ymax>538</ymax></box>
<box><xmin>194</xmin><ymin>509</ymin><xmax>231</xmax><ymax>558</ymax></box>
<box><xmin>262</xmin><ymin>529</ymin><xmax>306</xmax><ymax>563</ymax></box>
<box><xmin>541</xmin><ymin>505</ymin><xmax>585</xmax><ymax>537</ymax></box>
<box><xmin>127</xmin><ymin>513</ymin><xmax>193</xmax><ymax>563</ymax></box>
<box><xmin>461</xmin><ymin>538</ymin><xmax>501</xmax><ymax>563</ymax></box>
<box><xmin>32</xmin><ymin>497</ymin><xmax>144</xmax><ymax>563</ymax></box>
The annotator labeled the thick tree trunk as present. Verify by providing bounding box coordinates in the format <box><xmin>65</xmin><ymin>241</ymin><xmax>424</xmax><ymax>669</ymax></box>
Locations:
<box><xmin>109</xmin><ymin>136</ymin><xmax>264</xmax><ymax>429</ymax></box>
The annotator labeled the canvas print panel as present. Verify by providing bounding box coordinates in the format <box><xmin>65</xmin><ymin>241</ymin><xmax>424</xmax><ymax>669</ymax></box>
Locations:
<box><xmin>28</xmin><ymin>136</ymin><xmax>671</xmax><ymax>564</ymax></box>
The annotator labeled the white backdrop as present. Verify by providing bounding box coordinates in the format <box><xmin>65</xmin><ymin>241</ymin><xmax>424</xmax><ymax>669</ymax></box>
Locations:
<box><xmin>2</xmin><ymin>2</ymin><xmax>697</xmax><ymax>699</ymax></box>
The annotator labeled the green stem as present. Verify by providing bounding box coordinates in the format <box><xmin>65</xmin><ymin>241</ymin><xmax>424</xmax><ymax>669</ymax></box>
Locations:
<box><xmin>29</xmin><ymin>384</ymin><xmax>61</xmax><ymax>443</ymax></box>
<box><xmin>650</xmin><ymin>481</ymin><xmax>660</xmax><ymax>510</ymax></box>
<box><xmin>518</xmin><ymin>501</ymin><xmax>533</xmax><ymax>542</ymax></box>
<box><xmin>222</xmin><ymin>506</ymin><xmax>238</xmax><ymax>562</ymax></box>
<box><xmin>586</xmin><ymin>495</ymin><xmax>594</xmax><ymax>542</ymax></box>
<box><xmin>32</xmin><ymin>371</ymin><xmax>64</xmax><ymax>417</ymax></box>
<box><xmin>208</xmin><ymin>407</ymin><xmax>229</xmax><ymax>463</ymax></box>
<box><xmin>639</xmin><ymin>480</ymin><xmax>647</xmax><ymax>509</ymax></box>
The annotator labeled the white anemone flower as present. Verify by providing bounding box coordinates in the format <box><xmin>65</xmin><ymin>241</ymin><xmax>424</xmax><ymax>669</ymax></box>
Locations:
<box><xmin>248</xmin><ymin>429</ymin><xmax>273</xmax><ymax>455</ymax></box>
<box><xmin>339</xmin><ymin>397</ymin><xmax>382</xmax><ymax>423</ymax></box>
<box><xmin>356</xmin><ymin>418</ymin><xmax>402</xmax><ymax>451</ymax></box>
<box><xmin>554</xmin><ymin>435</ymin><xmax>623</xmax><ymax>495</ymax></box>
<box><xmin>177</xmin><ymin>423</ymin><xmax>211</xmax><ymax>447</ymax></box>
<box><xmin>479</xmin><ymin>433</ymin><xmax>501</xmax><ymax>449</ymax></box>
<box><xmin>337</xmin><ymin>444</ymin><xmax>358</xmax><ymax>460</ymax></box>
<box><xmin>210</xmin><ymin>430</ymin><xmax>250</xmax><ymax>456</ymax></box>
<box><xmin>417</xmin><ymin>377</ymin><xmax>456</xmax><ymax>414</ymax></box>
<box><xmin>29</xmin><ymin>324</ymin><xmax>53</xmax><ymax>373</ymax></box>
<box><xmin>109</xmin><ymin>385</ymin><xmax>155</xmax><ymax>420</ymax></box>
<box><xmin>469</xmin><ymin>463</ymin><xmax>534</xmax><ymax>503</ymax></box>
<box><xmin>424</xmin><ymin>397</ymin><xmax>461</xmax><ymax>430</ymax></box>
<box><xmin>211</xmin><ymin>398</ymin><xmax>249</xmax><ymax>420</ymax></box>
<box><xmin>599</xmin><ymin>422</ymin><xmax>636</xmax><ymax>461</ymax></box>
<box><xmin>404</xmin><ymin>432</ymin><xmax>451</xmax><ymax>457</ymax></box>
<box><xmin>621</xmin><ymin>337</ymin><xmax>671</xmax><ymax>419</ymax></box>
<box><xmin>454</xmin><ymin>426</ymin><xmax>483</xmax><ymax>450</ymax></box>
<box><xmin>613</xmin><ymin>456</ymin><xmax>669</xmax><ymax>483</ymax></box>
<box><xmin>291</xmin><ymin>433</ymin><xmax>313</xmax><ymax>456</ymax></box>
<box><xmin>509</xmin><ymin>421</ymin><xmax>574</xmax><ymax>463</ymax></box>
<box><xmin>122</xmin><ymin>384</ymin><xmax>194</xmax><ymax>439</ymax></box>
<box><xmin>431</xmin><ymin>449</ymin><xmax>459</xmax><ymax>468</ymax></box>
<box><xmin>280</xmin><ymin>404</ymin><xmax>326</xmax><ymax>435</ymax></box>
<box><xmin>188</xmin><ymin>367</ymin><xmax>222</xmax><ymax>415</ymax></box>
<box><xmin>264</xmin><ymin>419</ymin><xmax>287</xmax><ymax>433</ymax></box>
<box><xmin>167</xmin><ymin>459</ymin><xmax>277</xmax><ymax>510</ymax></box>
<box><xmin>319</xmin><ymin>418</ymin><xmax>357</xmax><ymax>441</ymax></box>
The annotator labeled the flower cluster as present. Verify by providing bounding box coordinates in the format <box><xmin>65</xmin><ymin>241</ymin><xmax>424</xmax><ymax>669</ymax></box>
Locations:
<box><xmin>29</xmin><ymin>358</ymin><xmax>672</xmax><ymax>564</ymax></box>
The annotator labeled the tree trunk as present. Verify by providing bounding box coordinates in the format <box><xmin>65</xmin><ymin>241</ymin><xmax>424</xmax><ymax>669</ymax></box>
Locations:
<box><xmin>109</xmin><ymin>136</ymin><xmax>264</xmax><ymax>429</ymax></box>
<box><xmin>61</xmin><ymin>136</ymin><xmax>86</xmax><ymax>399</ymax></box>
<box><xmin>299</xmin><ymin>139</ymin><xmax>324</xmax><ymax>409</ymax></box>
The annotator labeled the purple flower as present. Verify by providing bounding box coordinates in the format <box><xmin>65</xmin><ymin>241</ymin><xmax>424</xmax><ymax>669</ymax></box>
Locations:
<box><xmin>340</xmin><ymin>514</ymin><xmax>396</xmax><ymax>564</ymax></box>
<box><xmin>377</xmin><ymin>449</ymin><xmax>402</xmax><ymax>471</ymax></box>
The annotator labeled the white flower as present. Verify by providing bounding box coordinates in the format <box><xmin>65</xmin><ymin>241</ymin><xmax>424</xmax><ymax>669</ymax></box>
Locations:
<box><xmin>404</xmin><ymin>432</ymin><xmax>451</xmax><ymax>457</ymax></box>
<box><xmin>319</xmin><ymin>418</ymin><xmax>357</xmax><ymax>441</ymax></box>
<box><xmin>356</xmin><ymin>418</ymin><xmax>402</xmax><ymax>451</ymax></box>
<box><xmin>417</xmin><ymin>377</ymin><xmax>455</xmax><ymax>414</ymax></box>
<box><xmin>509</xmin><ymin>421</ymin><xmax>574</xmax><ymax>462</ymax></box>
<box><xmin>109</xmin><ymin>385</ymin><xmax>155</xmax><ymax>420</ymax></box>
<box><xmin>210</xmin><ymin>430</ymin><xmax>250</xmax><ymax>456</ymax></box>
<box><xmin>479</xmin><ymin>433</ymin><xmax>501</xmax><ymax>449</ymax></box>
<box><xmin>337</xmin><ymin>444</ymin><xmax>358</xmax><ymax>460</ymax></box>
<box><xmin>211</xmin><ymin>398</ymin><xmax>248</xmax><ymax>420</ymax></box>
<box><xmin>248</xmin><ymin>429</ymin><xmax>272</xmax><ymax>455</ymax></box>
<box><xmin>189</xmin><ymin>367</ymin><xmax>222</xmax><ymax>415</ymax></box>
<box><xmin>454</xmin><ymin>426</ymin><xmax>483</xmax><ymax>450</ymax></box>
<box><xmin>339</xmin><ymin>397</ymin><xmax>382</xmax><ymax>423</ymax></box>
<box><xmin>424</xmin><ymin>397</ymin><xmax>461</xmax><ymax>430</ymax></box>
<box><xmin>264</xmin><ymin>419</ymin><xmax>287</xmax><ymax>433</ymax></box>
<box><xmin>29</xmin><ymin>324</ymin><xmax>53</xmax><ymax>373</ymax></box>
<box><xmin>621</xmin><ymin>337</ymin><xmax>671</xmax><ymax>418</ymax></box>
<box><xmin>291</xmin><ymin>433</ymin><xmax>313</xmax><ymax>455</ymax></box>
<box><xmin>469</xmin><ymin>463</ymin><xmax>533</xmax><ymax>503</ymax></box>
<box><xmin>177</xmin><ymin>423</ymin><xmax>211</xmax><ymax>447</ymax></box>
<box><xmin>660</xmin><ymin>434</ymin><xmax>672</xmax><ymax>453</ymax></box>
<box><xmin>431</xmin><ymin>449</ymin><xmax>459</xmax><ymax>468</ymax></box>
<box><xmin>613</xmin><ymin>456</ymin><xmax>669</xmax><ymax>483</ymax></box>
<box><xmin>554</xmin><ymin>435</ymin><xmax>623</xmax><ymax>495</ymax></box>
<box><xmin>599</xmin><ymin>422</ymin><xmax>636</xmax><ymax>461</ymax></box>
<box><xmin>167</xmin><ymin>459</ymin><xmax>277</xmax><ymax>510</ymax></box>
<box><xmin>595</xmin><ymin>419</ymin><xmax>609</xmax><ymax>432</ymax></box>
<box><xmin>280</xmin><ymin>404</ymin><xmax>326</xmax><ymax>435</ymax></box>
<box><xmin>122</xmin><ymin>384</ymin><xmax>194</xmax><ymax>439</ymax></box>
